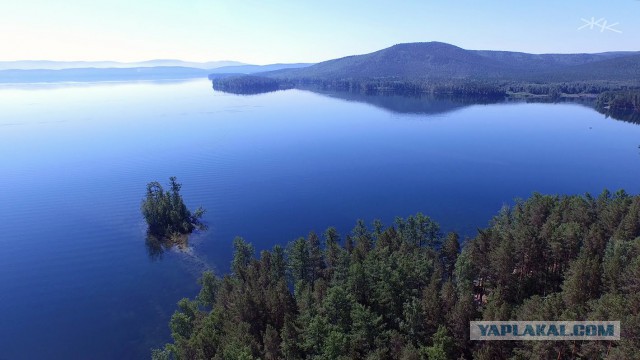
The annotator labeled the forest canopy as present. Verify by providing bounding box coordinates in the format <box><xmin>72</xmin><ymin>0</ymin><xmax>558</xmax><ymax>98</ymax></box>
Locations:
<box><xmin>152</xmin><ymin>190</ymin><xmax>640</xmax><ymax>360</ymax></box>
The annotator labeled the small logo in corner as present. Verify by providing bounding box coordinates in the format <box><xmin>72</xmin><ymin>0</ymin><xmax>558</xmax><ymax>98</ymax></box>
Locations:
<box><xmin>578</xmin><ymin>17</ymin><xmax>622</xmax><ymax>33</ymax></box>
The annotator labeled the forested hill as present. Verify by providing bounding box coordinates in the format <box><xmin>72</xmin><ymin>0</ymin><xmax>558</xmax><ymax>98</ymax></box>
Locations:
<box><xmin>265</xmin><ymin>42</ymin><xmax>510</xmax><ymax>80</ymax></box>
<box><xmin>246</xmin><ymin>42</ymin><xmax>640</xmax><ymax>81</ymax></box>
<box><xmin>210</xmin><ymin>42</ymin><xmax>640</xmax><ymax>118</ymax></box>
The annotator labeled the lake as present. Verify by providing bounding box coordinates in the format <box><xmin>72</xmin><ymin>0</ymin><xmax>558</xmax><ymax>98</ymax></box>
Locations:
<box><xmin>1</xmin><ymin>79</ymin><xmax>639</xmax><ymax>359</ymax></box>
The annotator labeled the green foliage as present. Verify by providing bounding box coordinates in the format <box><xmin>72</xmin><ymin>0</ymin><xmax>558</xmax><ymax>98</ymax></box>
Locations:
<box><xmin>440</xmin><ymin>232</ymin><xmax>460</xmax><ymax>278</ymax></box>
<box><xmin>231</xmin><ymin>237</ymin><xmax>254</xmax><ymax>277</ymax></box>
<box><xmin>154</xmin><ymin>191</ymin><xmax>640</xmax><ymax>359</ymax></box>
<box><xmin>424</xmin><ymin>325</ymin><xmax>454</xmax><ymax>360</ymax></box>
<box><xmin>150</xmin><ymin>348</ymin><xmax>171</xmax><ymax>360</ymax></box>
<box><xmin>287</xmin><ymin>237</ymin><xmax>311</xmax><ymax>286</ymax></box>
<box><xmin>141</xmin><ymin>177</ymin><xmax>205</xmax><ymax>239</ymax></box>
<box><xmin>196</xmin><ymin>270</ymin><xmax>220</xmax><ymax>308</ymax></box>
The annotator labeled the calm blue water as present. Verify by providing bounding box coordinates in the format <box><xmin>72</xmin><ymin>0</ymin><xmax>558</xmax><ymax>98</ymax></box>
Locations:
<box><xmin>1</xmin><ymin>79</ymin><xmax>639</xmax><ymax>359</ymax></box>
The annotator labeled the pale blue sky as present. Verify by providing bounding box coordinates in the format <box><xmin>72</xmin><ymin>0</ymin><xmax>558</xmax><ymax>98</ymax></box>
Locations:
<box><xmin>1</xmin><ymin>0</ymin><xmax>638</xmax><ymax>63</ymax></box>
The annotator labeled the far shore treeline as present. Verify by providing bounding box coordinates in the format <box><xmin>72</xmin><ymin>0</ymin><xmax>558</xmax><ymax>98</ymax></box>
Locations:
<box><xmin>212</xmin><ymin>75</ymin><xmax>640</xmax><ymax>124</ymax></box>
<box><xmin>153</xmin><ymin>190</ymin><xmax>640</xmax><ymax>359</ymax></box>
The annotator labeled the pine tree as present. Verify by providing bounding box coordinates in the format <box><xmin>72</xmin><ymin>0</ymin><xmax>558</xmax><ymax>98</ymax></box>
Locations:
<box><xmin>562</xmin><ymin>250</ymin><xmax>602</xmax><ymax>313</ymax></box>
<box><xmin>262</xmin><ymin>324</ymin><xmax>281</xmax><ymax>360</ymax></box>
<box><xmin>232</xmin><ymin>237</ymin><xmax>254</xmax><ymax>278</ymax></box>
<box><xmin>308</xmin><ymin>231</ymin><xmax>325</xmax><ymax>284</ymax></box>
<box><xmin>288</xmin><ymin>237</ymin><xmax>310</xmax><ymax>286</ymax></box>
<box><xmin>440</xmin><ymin>232</ymin><xmax>460</xmax><ymax>278</ymax></box>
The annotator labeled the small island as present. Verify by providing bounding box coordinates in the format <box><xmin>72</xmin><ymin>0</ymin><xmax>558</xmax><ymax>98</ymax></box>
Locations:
<box><xmin>141</xmin><ymin>177</ymin><xmax>205</xmax><ymax>255</ymax></box>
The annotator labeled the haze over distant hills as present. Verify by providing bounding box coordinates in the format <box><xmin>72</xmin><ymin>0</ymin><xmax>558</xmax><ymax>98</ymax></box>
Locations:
<box><xmin>0</xmin><ymin>61</ymin><xmax>312</xmax><ymax>83</ymax></box>
<box><xmin>208</xmin><ymin>63</ymin><xmax>313</xmax><ymax>75</ymax></box>
<box><xmin>3</xmin><ymin>42</ymin><xmax>638</xmax><ymax>86</ymax></box>
<box><xmin>0</xmin><ymin>60</ymin><xmax>246</xmax><ymax>70</ymax></box>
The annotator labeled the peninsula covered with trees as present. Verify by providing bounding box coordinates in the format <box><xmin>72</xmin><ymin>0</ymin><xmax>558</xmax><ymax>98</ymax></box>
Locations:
<box><xmin>153</xmin><ymin>190</ymin><xmax>640</xmax><ymax>359</ymax></box>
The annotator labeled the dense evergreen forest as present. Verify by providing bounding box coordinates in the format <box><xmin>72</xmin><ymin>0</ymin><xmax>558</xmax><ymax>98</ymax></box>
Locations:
<box><xmin>152</xmin><ymin>190</ymin><xmax>640</xmax><ymax>359</ymax></box>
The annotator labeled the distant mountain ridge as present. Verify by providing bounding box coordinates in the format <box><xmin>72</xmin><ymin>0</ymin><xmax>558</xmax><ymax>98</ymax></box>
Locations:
<box><xmin>257</xmin><ymin>42</ymin><xmax>640</xmax><ymax>81</ymax></box>
<box><xmin>474</xmin><ymin>50</ymin><xmax>639</xmax><ymax>70</ymax></box>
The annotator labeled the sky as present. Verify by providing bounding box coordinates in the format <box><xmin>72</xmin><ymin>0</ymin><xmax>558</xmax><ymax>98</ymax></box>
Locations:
<box><xmin>1</xmin><ymin>0</ymin><xmax>638</xmax><ymax>64</ymax></box>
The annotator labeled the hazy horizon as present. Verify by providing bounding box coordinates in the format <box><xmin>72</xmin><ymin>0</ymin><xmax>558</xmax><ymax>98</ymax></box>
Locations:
<box><xmin>2</xmin><ymin>41</ymin><xmax>639</xmax><ymax>66</ymax></box>
<box><xmin>2</xmin><ymin>0</ymin><xmax>639</xmax><ymax>64</ymax></box>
